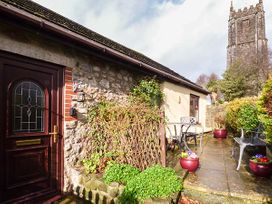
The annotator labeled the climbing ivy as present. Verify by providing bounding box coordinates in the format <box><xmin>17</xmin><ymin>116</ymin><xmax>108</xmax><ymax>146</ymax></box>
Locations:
<box><xmin>130</xmin><ymin>78</ymin><xmax>164</xmax><ymax>107</ymax></box>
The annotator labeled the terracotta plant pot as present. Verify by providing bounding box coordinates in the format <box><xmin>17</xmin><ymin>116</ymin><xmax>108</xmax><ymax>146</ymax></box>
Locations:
<box><xmin>180</xmin><ymin>157</ymin><xmax>199</xmax><ymax>172</ymax></box>
<box><xmin>249</xmin><ymin>160</ymin><xmax>272</xmax><ymax>177</ymax></box>
<box><xmin>213</xmin><ymin>129</ymin><xmax>228</xmax><ymax>139</ymax></box>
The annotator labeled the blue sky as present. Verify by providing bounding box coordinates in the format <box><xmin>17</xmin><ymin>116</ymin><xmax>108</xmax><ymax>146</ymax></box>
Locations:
<box><xmin>33</xmin><ymin>0</ymin><xmax>272</xmax><ymax>82</ymax></box>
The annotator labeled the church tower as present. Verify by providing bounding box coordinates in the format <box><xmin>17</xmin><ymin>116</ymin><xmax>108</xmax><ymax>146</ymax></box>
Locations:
<box><xmin>227</xmin><ymin>0</ymin><xmax>268</xmax><ymax>68</ymax></box>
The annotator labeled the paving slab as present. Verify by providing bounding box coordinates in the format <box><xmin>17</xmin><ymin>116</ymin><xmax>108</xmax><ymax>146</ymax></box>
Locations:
<box><xmin>182</xmin><ymin>134</ymin><xmax>272</xmax><ymax>204</ymax></box>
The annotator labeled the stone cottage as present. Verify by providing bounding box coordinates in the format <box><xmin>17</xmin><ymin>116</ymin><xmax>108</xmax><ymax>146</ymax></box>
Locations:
<box><xmin>0</xmin><ymin>0</ymin><xmax>209</xmax><ymax>203</ymax></box>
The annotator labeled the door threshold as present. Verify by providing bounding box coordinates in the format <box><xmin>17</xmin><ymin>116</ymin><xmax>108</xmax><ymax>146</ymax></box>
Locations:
<box><xmin>1</xmin><ymin>190</ymin><xmax>61</xmax><ymax>204</ymax></box>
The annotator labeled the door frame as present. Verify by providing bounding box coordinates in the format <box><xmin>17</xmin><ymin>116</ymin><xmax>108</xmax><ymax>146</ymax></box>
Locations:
<box><xmin>0</xmin><ymin>50</ymin><xmax>64</xmax><ymax>202</ymax></box>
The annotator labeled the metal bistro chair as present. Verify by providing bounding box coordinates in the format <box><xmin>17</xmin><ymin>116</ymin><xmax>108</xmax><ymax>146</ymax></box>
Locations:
<box><xmin>166</xmin><ymin>122</ymin><xmax>184</xmax><ymax>151</ymax></box>
<box><xmin>180</xmin><ymin>117</ymin><xmax>204</xmax><ymax>152</ymax></box>
<box><xmin>166</xmin><ymin>117</ymin><xmax>203</xmax><ymax>151</ymax></box>
<box><xmin>232</xmin><ymin>124</ymin><xmax>266</xmax><ymax>170</ymax></box>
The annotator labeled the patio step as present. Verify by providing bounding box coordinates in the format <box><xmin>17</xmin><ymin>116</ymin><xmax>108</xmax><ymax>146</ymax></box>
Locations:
<box><xmin>183</xmin><ymin>181</ymin><xmax>267</xmax><ymax>204</ymax></box>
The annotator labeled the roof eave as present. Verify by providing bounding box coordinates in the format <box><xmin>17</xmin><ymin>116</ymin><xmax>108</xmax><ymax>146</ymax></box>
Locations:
<box><xmin>0</xmin><ymin>1</ymin><xmax>210</xmax><ymax>95</ymax></box>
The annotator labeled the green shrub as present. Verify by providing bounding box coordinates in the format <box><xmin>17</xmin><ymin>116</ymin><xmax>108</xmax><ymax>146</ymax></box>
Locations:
<box><xmin>257</xmin><ymin>77</ymin><xmax>272</xmax><ymax>144</ymax></box>
<box><xmin>237</xmin><ymin>104</ymin><xmax>259</xmax><ymax>132</ymax></box>
<box><xmin>225</xmin><ymin>97</ymin><xmax>258</xmax><ymax>132</ymax></box>
<box><xmin>120</xmin><ymin>165</ymin><xmax>182</xmax><ymax>203</ymax></box>
<box><xmin>103</xmin><ymin>163</ymin><xmax>140</xmax><ymax>185</ymax></box>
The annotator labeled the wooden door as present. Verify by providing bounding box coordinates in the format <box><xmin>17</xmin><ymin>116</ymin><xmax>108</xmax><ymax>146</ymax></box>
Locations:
<box><xmin>0</xmin><ymin>51</ymin><xmax>63</xmax><ymax>203</ymax></box>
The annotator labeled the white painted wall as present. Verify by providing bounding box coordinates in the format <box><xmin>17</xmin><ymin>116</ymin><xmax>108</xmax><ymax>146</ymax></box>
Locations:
<box><xmin>162</xmin><ymin>81</ymin><xmax>211</xmax><ymax>133</ymax></box>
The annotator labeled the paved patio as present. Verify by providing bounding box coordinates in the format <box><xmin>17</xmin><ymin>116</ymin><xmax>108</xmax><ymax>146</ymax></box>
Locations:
<box><xmin>171</xmin><ymin>134</ymin><xmax>272</xmax><ymax>204</ymax></box>
<box><xmin>57</xmin><ymin>134</ymin><xmax>272</xmax><ymax>204</ymax></box>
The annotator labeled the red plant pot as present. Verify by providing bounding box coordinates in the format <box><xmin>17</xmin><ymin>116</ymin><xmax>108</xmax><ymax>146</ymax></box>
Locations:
<box><xmin>213</xmin><ymin>129</ymin><xmax>228</xmax><ymax>139</ymax></box>
<box><xmin>249</xmin><ymin>160</ymin><xmax>272</xmax><ymax>177</ymax></box>
<box><xmin>180</xmin><ymin>157</ymin><xmax>199</xmax><ymax>172</ymax></box>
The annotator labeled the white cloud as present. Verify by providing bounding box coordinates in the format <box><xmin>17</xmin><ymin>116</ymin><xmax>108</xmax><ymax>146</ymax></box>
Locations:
<box><xmin>33</xmin><ymin>0</ymin><xmax>272</xmax><ymax>81</ymax></box>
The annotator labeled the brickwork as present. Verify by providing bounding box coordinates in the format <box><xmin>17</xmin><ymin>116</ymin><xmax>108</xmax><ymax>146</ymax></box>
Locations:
<box><xmin>64</xmin><ymin>67</ymin><xmax>77</xmax><ymax>122</ymax></box>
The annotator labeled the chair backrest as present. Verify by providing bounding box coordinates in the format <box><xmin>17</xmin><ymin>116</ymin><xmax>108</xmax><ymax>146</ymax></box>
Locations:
<box><xmin>165</xmin><ymin>123</ymin><xmax>183</xmax><ymax>139</ymax></box>
<box><xmin>241</xmin><ymin>123</ymin><xmax>265</xmax><ymax>142</ymax></box>
<box><xmin>253</xmin><ymin>123</ymin><xmax>265</xmax><ymax>140</ymax></box>
<box><xmin>180</xmin><ymin>116</ymin><xmax>200</xmax><ymax>133</ymax></box>
<box><xmin>180</xmin><ymin>117</ymin><xmax>197</xmax><ymax>125</ymax></box>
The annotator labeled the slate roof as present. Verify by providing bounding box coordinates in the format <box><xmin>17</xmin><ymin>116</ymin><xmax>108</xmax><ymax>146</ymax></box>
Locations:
<box><xmin>0</xmin><ymin>0</ymin><xmax>209</xmax><ymax>94</ymax></box>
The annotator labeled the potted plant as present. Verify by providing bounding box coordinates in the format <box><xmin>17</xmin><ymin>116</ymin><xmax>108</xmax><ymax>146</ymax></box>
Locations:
<box><xmin>249</xmin><ymin>154</ymin><xmax>272</xmax><ymax>177</ymax></box>
<box><xmin>180</xmin><ymin>150</ymin><xmax>199</xmax><ymax>172</ymax></box>
<box><xmin>213</xmin><ymin>113</ymin><xmax>227</xmax><ymax>139</ymax></box>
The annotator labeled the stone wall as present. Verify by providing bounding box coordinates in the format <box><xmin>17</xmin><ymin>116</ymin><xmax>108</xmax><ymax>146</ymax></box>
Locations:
<box><xmin>64</xmin><ymin>57</ymin><xmax>140</xmax><ymax>192</ymax></box>
<box><xmin>71</xmin><ymin>170</ymin><xmax>125</xmax><ymax>203</ymax></box>
<box><xmin>206</xmin><ymin>104</ymin><xmax>226</xmax><ymax>129</ymax></box>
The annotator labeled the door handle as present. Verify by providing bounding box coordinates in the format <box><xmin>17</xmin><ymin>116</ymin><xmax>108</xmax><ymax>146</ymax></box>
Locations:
<box><xmin>49</xmin><ymin>125</ymin><xmax>58</xmax><ymax>143</ymax></box>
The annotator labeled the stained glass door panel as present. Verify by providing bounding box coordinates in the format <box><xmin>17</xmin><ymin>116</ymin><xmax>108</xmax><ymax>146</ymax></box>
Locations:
<box><xmin>13</xmin><ymin>81</ymin><xmax>45</xmax><ymax>133</ymax></box>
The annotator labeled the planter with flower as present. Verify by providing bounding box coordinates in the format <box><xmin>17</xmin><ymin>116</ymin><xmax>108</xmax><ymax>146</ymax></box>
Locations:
<box><xmin>249</xmin><ymin>154</ymin><xmax>272</xmax><ymax>177</ymax></box>
<box><xmin>213</xmin><ymin>113</ymin><xmax>227</xmax><ymax>139</ymax></box>
<box><xmin>180</xmin><ymin>150</ymin><xmax>199</xmax><ymax>172</ymax></box>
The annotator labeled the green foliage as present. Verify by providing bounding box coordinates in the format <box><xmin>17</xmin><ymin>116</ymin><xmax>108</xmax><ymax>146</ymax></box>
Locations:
<box><xmin>103</xmin><ymin>163</ymin><xmax>140</xmax><ymax>185</ymax></box>
<box><xmin>220</xmin><ymin>73</ymin><xmax>245</xmax><ymax>101</ymax></box>
<box><xmin>83</xmin><ymin>151</ymin><xmax>118</xmax><ymax>174</ymax></box>
<box><xmin>82</xmin><ymin>153</ymin><xmax>101</xmax><ymax>174</ymax></box>
<box><xmin>120</xmin><ymin>165</ymin><xmax>182</xmax><ymax>203</ymax></box>
<box><xmin>225</xmin><ymin>97</ymin><xmax>258</xmax><ymax>132</ymax></box>
<box><xmin>220</xmin><ymin>61</ymin><xmax>261</xmax><ymax>101</ymax></box>
<box><xmin>237</xmin><ymin>104</ymin><xmax>259</xmax><ymax>132</ymax></box>
<box><xmin>130</xmin><ymin>79</ymin><xmax>163</xmax><ymax>107</ymax></box>
<box><xmin>257</xmin><ymin>76</ymin><xmax>272</xmax><ymax>144</ymax></box>
<box><xmin>207</xmin><ymin>78</ymin><xmax>220</xmax><ymax>93</ymax></box>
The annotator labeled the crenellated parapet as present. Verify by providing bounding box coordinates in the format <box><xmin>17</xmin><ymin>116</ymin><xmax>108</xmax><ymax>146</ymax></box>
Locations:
<box><xmin>230</xmin><ymin>0</ymin><xmax>264</xmax><ymax>20</ymax></box>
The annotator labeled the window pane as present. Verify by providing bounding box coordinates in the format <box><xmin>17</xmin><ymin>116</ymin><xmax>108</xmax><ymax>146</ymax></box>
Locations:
<box><xmin>15</xmin><ymin>107</ymin><xmax>21</xmax><ymax>117</ymax></box>
<box><xmin>30</xmin><ymin>123</ymin><xmax>35</xmax><ymax>130</ymax></box>
<box><xmin>22</xmin><ymin>107</ymin><xmax>28</xmax><ymax>122</ymax></box>
<box><xmin>12</xmin><ymin>81</ymin><xmax>45</xmax><ymax>133</ymax></box>
<box><xmin>14</xmin><ymin>118</ymin><xmax>21</xmax><ymax>130</ymax></box>
<box><xmin>22</xmin><ymin>123</ymin><xmax>28</xmax><ymax>130</ymax></box>
<box><xmin>30</xmin><ymin>90</ymin><xmax>36</xmax><ymax>105</ymax></box>
<box><xmin>190</xmin><ymin>94</ymin><xmax>199</xmax><ymax>120</ymax></box>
